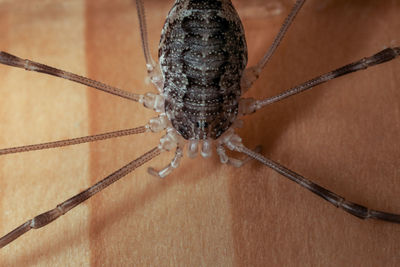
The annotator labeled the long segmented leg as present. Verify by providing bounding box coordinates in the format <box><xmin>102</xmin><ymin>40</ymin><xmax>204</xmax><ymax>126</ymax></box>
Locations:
<box><xmin>0</xmin><ymin>51</ymin><xmax>168</xmax><ymax>113</ymax></box>
<box><xmin>232</xmin><ymin>144</ymin><xmax>400</xmax><ymax>223</ymax></box>
<box><xmin>239</xmin><ymin>0</ymin><xmax>399</xmax><ymax>112</ymax></box>
<box><xmin>0</xmin><ymin>124</ymin><xmax>151</xmax><ymax>248</ymax></box>
<box><xmin>0</xmin><ymin>50</ymin><xmax>169</xmax><ymax>114</ymax></box>
<box><xmin>0</xmin><ymin>51</ymin><xmax>141</xmax><ymax>102</ymax></box>
<box><xmin>135</xmin><ymin>0</ymin><xmax>164</xmax><ymax>91</ymax></box>
<box><xmin>239</xmin><ymin>47</ymin><xmax>400</xmax><ymax>115</ymax></box>
<box><xmin>0</xmin><ymin>147</ymin><xmax>161</xmax><ymax>248</ymax></box>
<box><xmin>241</xmin><ymin>0</ymin><xmax>305</xmax><ymax>92</ymax></box>
<box><xmin>0</xmin><ymin>111</ymin><xmax>170</xmax><ymax>156</ymax></box>
<box><xmin>0</xmin><ymin>114</ymin><xmax>163</xmax><ymax>248</ymax></box>
<box><xmin>221</xmin><ymin>129</ymin><xmax>400</xmax><ymax>223</ymax></box>
<box><xmin>0</xmin><ymin>126</ymin><xmax>147</xmax><ymax>156</ymax></box>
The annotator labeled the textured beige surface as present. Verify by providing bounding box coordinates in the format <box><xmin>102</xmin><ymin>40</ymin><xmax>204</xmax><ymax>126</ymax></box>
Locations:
<box><xmin>0</xmin><ymin>0</ymin><xmax>399</xmax><ymax>266</ymax></box>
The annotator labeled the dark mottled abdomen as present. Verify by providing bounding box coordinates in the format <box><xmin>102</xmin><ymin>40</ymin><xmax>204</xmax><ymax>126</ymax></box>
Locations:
<box><xmin>159</xmin><ymin>0</ymin><xmax>247</xmax><ymax>140</ymax></box>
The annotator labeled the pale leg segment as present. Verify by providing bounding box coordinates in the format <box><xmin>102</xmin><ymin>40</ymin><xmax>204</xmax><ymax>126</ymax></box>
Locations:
<box><xmin>143</xmin><ymin>108</ymin><xmax>185</xmax><ymax>179</ymax></box>
<box><xmin>217</xmin><ymin>145</ymin><xmax>245</xmax><ymax>168</ymax></box>
<box><xmin>148</xmin><ymin>147</ymin><xmax>183</xmax><ymax>178</ymax></box>
<box><xmin>217</xmin><ymin>129</ymin><xmax>261</xmax><ymax>168</ymax></box>
<box><xmin>135</xmin><ymin>0</ymin><xmax>164</xmax><ymax>91</ymax></box>
<box><xmin>144</xmin><ymin>109</ymin><xmax>185</xmax><ymax>179</ymax></box>
<box><xmin>147</xmin><ymin>125</ymin><xmax>186</xmax><ymax>178</ymax></box>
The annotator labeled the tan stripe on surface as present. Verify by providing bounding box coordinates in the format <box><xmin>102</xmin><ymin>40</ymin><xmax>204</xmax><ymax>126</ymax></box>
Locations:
<box><xmin>0</xmin><ymin>1</ymin><xmax>90</xmax><ymax>266</ymax></box>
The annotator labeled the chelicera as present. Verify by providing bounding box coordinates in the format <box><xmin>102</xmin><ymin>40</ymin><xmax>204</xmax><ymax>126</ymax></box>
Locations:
<box><xmin>0</xmin><ymin>0</ymin><xmax>399</xmax><ymax>250</ymax></box>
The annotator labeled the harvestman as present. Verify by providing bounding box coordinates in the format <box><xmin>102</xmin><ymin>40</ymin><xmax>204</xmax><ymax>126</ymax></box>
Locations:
<box><xmin>0</xmin><ymin>0</ymin><xmax>399</xmax><ymax>248</ymax></box>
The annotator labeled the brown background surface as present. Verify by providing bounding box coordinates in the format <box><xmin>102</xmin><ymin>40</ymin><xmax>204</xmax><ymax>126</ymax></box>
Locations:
<box><xmin>0</xmin><ymin>0</ymin><xmax>399</xmax><ymax>266</ymax></box>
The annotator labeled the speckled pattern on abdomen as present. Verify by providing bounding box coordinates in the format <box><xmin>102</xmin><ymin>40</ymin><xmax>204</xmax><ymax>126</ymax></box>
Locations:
<box><xmin>159</xmin><ymin>0</ymin><xmax>247</xmax><ymax>140</ymax></box>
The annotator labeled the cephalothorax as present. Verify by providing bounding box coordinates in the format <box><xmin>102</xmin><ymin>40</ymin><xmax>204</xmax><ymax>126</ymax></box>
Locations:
<box><xmin>0</xmin><ymin>0</ymin><xmax>399</xmax><ymax>249</ymax></box>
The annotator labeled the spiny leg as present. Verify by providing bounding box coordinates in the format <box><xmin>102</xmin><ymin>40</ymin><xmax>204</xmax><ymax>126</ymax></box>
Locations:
<box><xmin>0</xmin><ymin>147</ymin><xmax>161</xmax><ymax>249</ymax></box>
<box><xmin>135</xmin><ymin>0</ymin><xmax>163</xmax><ymax>91</ymax></box>
<box><xmin>0</xmin><ymin>51</ymin><xmax>141</xmax><ymax>102</ymax></box>
<box><xmin>241</xmin><ymin>0</ymin><xmax>305</xmax><ymax>92</ymax></box>
<box><xmin>240</xmin><ymin>47</ymin><xmax>400</xmax><ymax>115</ymax></box>
<box><xmin>232</xmin><ymin>145</ymin><xmax>400</xmax><ymax>223</ymax></box>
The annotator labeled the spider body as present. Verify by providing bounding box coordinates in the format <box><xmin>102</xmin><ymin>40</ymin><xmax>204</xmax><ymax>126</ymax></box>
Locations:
<box><xmin>160</xmin><ymin>0</ymin><xmax>247</xmax><ymax>140</ymax></box>
<box><xmin>0</xmin><ymin>0</ymin><xmax>400</xmax><ymax>265</ymax></box>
